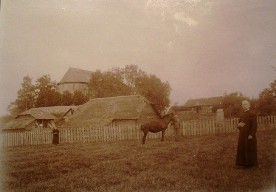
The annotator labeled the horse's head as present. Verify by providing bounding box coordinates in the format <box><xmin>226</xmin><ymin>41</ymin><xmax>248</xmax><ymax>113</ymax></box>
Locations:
<box><xmin>161</xmin><ymin>112</ymin><xmax>175</xmax><ymax>125</ymax></box>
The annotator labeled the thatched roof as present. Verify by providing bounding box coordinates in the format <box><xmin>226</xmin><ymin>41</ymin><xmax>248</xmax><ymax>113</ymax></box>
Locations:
<box><xmin>60</xmin><ymin>95</ymin><xmax>160</xmax><ymax>128</ymax></box>
<box><xmin>18</xmin><ymin>108</ymin><xmax>57</xmax><ymax>120</ymax></box>
<box><xmin>58</xmin><ymin>67</ymin><xmax>92</xmax><ymax>84</ymax></box>
<box><xmin>185</xmin><ymin>96</ymin><xmax>223</xmax><ymax>107</ymax></box>
<box><xmin>3</xmin><ymin>116</ymin><xmax>35</xmax><ymax>130</ymax></box>
<box><xmin>33</xmin><ymin>106</ymin><xmax>78</xmax><ymax>116</ymax></box>
<box><xmin>3</xmin><ymin>108</ymin><xmax>57</xmax><ymax>131</ymax></box>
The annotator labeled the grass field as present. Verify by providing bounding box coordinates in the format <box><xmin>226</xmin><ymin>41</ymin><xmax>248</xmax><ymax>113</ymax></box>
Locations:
<box><xmin>1</xmin><ymin>129</ymin><xmax>275</xmax><ymax>192</ymax></box>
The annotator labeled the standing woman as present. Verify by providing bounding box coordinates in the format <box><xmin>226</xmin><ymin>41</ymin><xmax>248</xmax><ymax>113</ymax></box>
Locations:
<box><xmin>236</xmin><ymin>100</ymin><xmax>258</xmax><ymax>168</ymax></box>
<box><xmin>52</xmin><ymin>127</ymin><xmax>60</xmax><ymax>145</ymax></box>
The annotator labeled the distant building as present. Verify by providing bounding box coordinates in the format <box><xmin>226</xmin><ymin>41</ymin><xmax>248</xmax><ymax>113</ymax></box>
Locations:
<box><xmin>184</xmin><ymin>96</ymin><xmax>223</xmax><ymax>114</ymax></box>
<box><xmin>58</xmin><ymin>67</ymin><xmax>92</xmax><ymax>95</ymax></box>
<box><xmin>170</xmin><ymin>96</ymin><xmax>224</xmax><ymax>121</ymax></box>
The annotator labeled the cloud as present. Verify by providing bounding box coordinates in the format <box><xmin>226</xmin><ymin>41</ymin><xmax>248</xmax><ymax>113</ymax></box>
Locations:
<box><xmin>174</xmin><ymin>12</ymin><xmax>198</xmax><ymax>26</ymax></box>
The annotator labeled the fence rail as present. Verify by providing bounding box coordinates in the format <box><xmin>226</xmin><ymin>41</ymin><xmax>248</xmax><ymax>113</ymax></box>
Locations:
<box><xmin>182</xmin><ymin>118</ymin><xmax>240</xmax><ymax>136</ymax></box>
<box><xmin>1</xmin><ymin>116</ymin><xmax>275</xmax><ymax>147</ymax></box>
<box><xmin>182</xmin><ymin>116</ymin><xmax>276</xmax><ymax>136</ymax></box>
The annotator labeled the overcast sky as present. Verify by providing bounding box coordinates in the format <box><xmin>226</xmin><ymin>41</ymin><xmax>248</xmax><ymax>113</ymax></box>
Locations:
<box><xmin>0</xmin><ymin>0</ymin><xmax>275</xmax><ymax>116</ymax></box>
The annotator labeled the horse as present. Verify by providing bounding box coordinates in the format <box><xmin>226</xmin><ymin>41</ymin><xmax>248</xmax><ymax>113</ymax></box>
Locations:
<box><xmin>141</xmin><ymin>113</ymin><xmax>175</xmax><ymax>144</ymax></box>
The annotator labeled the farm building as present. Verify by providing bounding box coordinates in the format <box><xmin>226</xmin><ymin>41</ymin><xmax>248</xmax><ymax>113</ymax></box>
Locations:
<box><xmin>3</xmin><ymin>108</ymin><xmax>57</xmax><ymax>132</ymax></box>
<box><xmin>32</xmin><ymin>106</ymin><xmax>79</xmax><ymax>125</ymax></box>
<box><xmin>58</xmin><ymin>67</ymin><xmax>92</xmax><ymax>95</ymax></box>
<box><xmin>34</xmin><ymin>106</ymin><xmax>78</xmax><ymax>118</ymax></box>
<box><xmin>59</xmin><ymin>95</ymin><xmax>161</xmax><ymax>128</ymax></box>
<box><xmin>184</xmin><ymin>96</ymin><xmax>223</xmax><ymax>114</ymax></box>
<box><xmin>170</xmin><ymin>96</ymin><xmax>224</xmax><ymax>120</ymax></box>
<box><xmin>169</xmin><ymin>106</ymin><xmax>203</xmax><ymax>121</ymax></box>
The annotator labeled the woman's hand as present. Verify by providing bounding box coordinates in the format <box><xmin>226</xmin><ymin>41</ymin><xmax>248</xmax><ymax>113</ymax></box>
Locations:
<box><xmin>237</xmin><ymin>122</ymin><xmax>245</xmax><ymax>128</ymax></box>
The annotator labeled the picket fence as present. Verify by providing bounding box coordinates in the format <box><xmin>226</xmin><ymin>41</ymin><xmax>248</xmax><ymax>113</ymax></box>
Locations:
<box><xmin>1</xmin><ymin>116</ymin><xmax>275</xmax><ymax>147</ymax></box>
<box><xmin>182</xmin><ymin>116</ymin><xmax>276</xmax><ymax>136</ymax></box>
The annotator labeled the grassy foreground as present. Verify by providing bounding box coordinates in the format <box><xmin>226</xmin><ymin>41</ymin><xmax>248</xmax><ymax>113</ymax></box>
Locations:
<box><xmin>1</xmin><ymin>129</ymin><xmax>275</xmax><ymax>192</ymax></box>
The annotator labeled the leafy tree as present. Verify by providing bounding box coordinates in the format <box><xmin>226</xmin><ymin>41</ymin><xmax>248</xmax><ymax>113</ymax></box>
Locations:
<box><xmin>8</xmin><ymin>74</ymin><xmax>91</xmax><ymax>117</ymax></box>
<box><xmin>221</xmin><ymin>92</ymin><xmax>249</xmax><ymax>118</ymax></box>
<box><xmin>34</xmin><ymin>75</ymin><xmax>61</xmax><ymax>107</ymax></box>
<box><xmin>60</xmin><ymin>91</ymin><xmax>89</xmax><ymax>106</ymax></box>
<box><xmin>112</xmin><ymin>65</ymin><xmax>146</xmax><ymax>92</ymax></box>
<box><xmin>257</xmin><ymin>80</ymin><xmax>276</xmax><ymax>115</ymax></box>
<box><xmin>72</xmin><ymin>90</ymin><xmax>89</xmax><ymax>105</ymax></box>
<box><xmin>113</xmin><ymin>65</ymin><xmax>171</xmax><ymax>112</ymax></box>
<box><xmin>88</xmin><ymin>65</ymin><xmax>171</xmax><ymax>112</ymax></box>
<box><xmin>8</xmin><ymin>76</ymin><xmax>35</xmax><ymax>115</ymax></box>
<box><xmin>89</xmin><ymin>70</ymin><xmax>132</xmax><ymax>98</ymax></box>
<box><xmin>135</xmin><ymin>74</ymin><xmax>171</xmax><ymax>112</ymax></box>
<box><xmin>61</xmin><ymin>91</ymin><xmax>74</xmax><ymax>106</ymax></box>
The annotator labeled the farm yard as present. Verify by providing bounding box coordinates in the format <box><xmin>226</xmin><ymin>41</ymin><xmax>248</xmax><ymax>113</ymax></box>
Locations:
<box><xmin>1</xmin><ymin>129</ymin><xmax>275</xmax><ymax>192</ymax></box>
<box><xmin>1</xmin><ymin>0</ymin><xmax>276</xmax><ymax>191</ymax></box>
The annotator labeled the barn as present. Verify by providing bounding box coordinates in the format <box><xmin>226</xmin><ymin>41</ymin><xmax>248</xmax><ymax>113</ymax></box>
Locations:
<box><xmin>170</xmin><ymin>96</ymin><xmax>223</xmax><ymax>121</ymax></box>
<box><xmin>59</xmin><ymin>95</ymin><xmax>161</xmax><ymax>128</ymax></box>
<box><xmin>3</xmin><ymin>108</ymin><xmax>57</xmax><ymax>132</ymax></box>
<box><xmin>184</xmin><ymin>96</ymin><xmax>223</xmax><ymax>114</ymax></box>
<box><xmin>58</xmin><ymin>67</ymin><xmax>92</xmax><ymax>95</ymax></box>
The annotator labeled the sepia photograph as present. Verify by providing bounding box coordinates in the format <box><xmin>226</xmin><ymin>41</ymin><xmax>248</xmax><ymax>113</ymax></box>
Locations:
<box><xmin>0</xmin><ymin>0</ymin><xmax>275</xmax><ymax>191</ymax></box>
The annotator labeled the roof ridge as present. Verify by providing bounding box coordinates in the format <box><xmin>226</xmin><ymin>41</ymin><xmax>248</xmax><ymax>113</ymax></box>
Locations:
<box><xmin>68</xmin><ymin>67</ymin><xmax>92</xmax><ymax>72</ymax></box>
<box><xmin>89</xmin><ymin>94</ymin><xmax>143</xmax><ymax>101</ymax></box>
<box><xmin>33</xmin><ymin>106</ymin><xmax>78</xmax><ymax>109</ymax></box>
<box><xmin>187</xmin><ymin>96</ymin><xmax>223</xmax><ymax>101</ymax></box>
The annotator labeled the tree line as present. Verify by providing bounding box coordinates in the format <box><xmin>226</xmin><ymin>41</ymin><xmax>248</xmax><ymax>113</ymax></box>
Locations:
<box><xmin>8</xmin><ymin>75</ymin><xmax>90</xmax><ymax>116</ymax></box>
<box><xmin>5</xmin><ymin>64</ymin><xmax>276</xmax><ymax>121</ymax></box>
<box><xmin>7</xmin><ymin>65</ymin><xmax>171</xmax><ymax>118</ymax></box>
<box><xmin>212</xmin><ymin>79</ymin><xmax>276</xmax><ymax>118</ymax></box>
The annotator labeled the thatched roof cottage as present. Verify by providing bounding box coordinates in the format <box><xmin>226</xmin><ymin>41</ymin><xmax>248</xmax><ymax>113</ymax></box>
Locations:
<box><xmin>59</xmin><ymin>95</ymin><xmax>161</xmax><ymax>128</ymax></box>
<box><xmin>3</xmin><ymin>108</ymin><xmax>57</xmax><ymax>132</ymax></box>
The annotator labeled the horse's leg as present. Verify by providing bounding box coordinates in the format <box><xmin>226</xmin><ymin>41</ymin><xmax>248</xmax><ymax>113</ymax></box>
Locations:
<box><xmin>142</xmin><ymin>131</ymin><xmax>148</xmax><ymax>144</ymax></box>
<box><xmin>161</xmin><ymin>130</ymin><xmax>165</xmax><ymax>141</ymax></box>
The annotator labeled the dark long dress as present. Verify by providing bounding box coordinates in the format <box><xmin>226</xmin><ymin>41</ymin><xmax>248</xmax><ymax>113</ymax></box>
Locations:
<box><xmin>52</xmin><ymin>129</ymin><xmax>60</xmax><ymax>145</ymax></box>
<box><xmin>236</xmin><ymin>110</ymin><xmax>258</xmax><ymax>167</ymax></box>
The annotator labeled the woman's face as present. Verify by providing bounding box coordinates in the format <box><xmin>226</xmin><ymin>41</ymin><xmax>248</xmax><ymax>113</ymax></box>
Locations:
<box><xmin>242</xmin><ymin>101</ymin><xmax>250</xmax><ymax>111</ymax></box>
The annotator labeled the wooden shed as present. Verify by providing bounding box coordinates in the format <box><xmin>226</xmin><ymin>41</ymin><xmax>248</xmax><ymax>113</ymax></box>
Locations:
<box><xmin>58</xmin><ymin>67</ymin><xmax>92</xmax><ymax>95</ymax></box>
<box><xmin>3</xmin><ymin>108</ymin><xmax>57</xmax><ymax>132</ymax></box>
<box><xmin>59</xmin><ymin>95</ymin><xmax>161</xmax><ymax>128</ymax></box>
<box><xmin>184</xmin><ymin>96</ymin><xmax>223</xmax><ymax>114</ymax></box>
